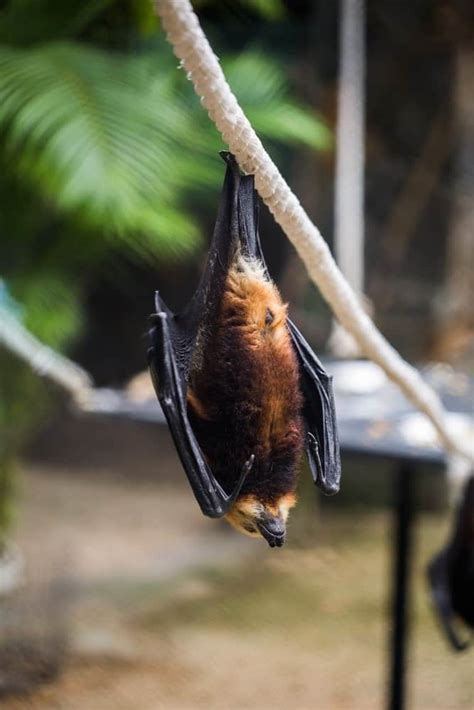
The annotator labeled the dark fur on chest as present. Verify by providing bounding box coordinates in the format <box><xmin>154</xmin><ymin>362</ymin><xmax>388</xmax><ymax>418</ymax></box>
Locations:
<box><xmin>187</xmin><ymin>285</ymin><xmax>304</xmax><ymax>504</ymax></box>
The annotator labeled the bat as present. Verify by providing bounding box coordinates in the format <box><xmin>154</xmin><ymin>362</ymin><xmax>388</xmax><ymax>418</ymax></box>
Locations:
<box><xmin>148</xmin><ymin>152</ymin><xmax>341</xmax><ymax>547</ymax></box>
<box><xmin>427</xmin><ymin>475</ymin><xmax>474</xmax><ymax>650</ymax></box>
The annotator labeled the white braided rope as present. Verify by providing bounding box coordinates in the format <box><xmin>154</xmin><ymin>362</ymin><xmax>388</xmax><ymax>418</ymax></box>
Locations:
<box><xmin>0</xmin><ymin>305</ymin><xmax>92</xmax><ymax>402</ymax></box>
<box><xmin>0</xmin><ymin>306</ymin><xmax>138</xmax><ymax>415</ymax></box>
<box><xmin>155</xmin><ymin>0</ymin><xmax>470</xmax><ymax>459</ymax></box>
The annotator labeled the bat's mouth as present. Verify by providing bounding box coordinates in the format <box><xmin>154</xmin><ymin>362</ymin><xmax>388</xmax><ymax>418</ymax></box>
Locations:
<box><xmin>257</xmin><ymin>519</ymin><xmax>286</xmax><ymax>548</ymax></box>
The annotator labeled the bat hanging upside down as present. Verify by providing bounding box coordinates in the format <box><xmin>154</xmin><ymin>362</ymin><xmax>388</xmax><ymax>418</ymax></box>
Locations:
<box><xmin>148</xmin><ymin>153</ymin><xmax>341</xmax><ymax>547</ymax></box>
<box><xmin>187</xmin><ymin>253</ymin><xmax>304</xmax><ymax>545</ymax></box>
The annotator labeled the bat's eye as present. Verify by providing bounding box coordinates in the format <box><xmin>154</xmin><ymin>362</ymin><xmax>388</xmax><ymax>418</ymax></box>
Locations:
<box><xmin>265</xmin><ymin>308</ymin><xmax>274</xmax><ymax>326</ymax></box>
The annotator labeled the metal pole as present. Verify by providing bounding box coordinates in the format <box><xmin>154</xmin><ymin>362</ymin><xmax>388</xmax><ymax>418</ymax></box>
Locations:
<box><xmin>330</xmin><ymin>0</ymin><xmax>367</xmax><ymax>356</ymax></box>
<box><xmin>334</xmin><ymin>0</ymin><xmax>366</xmax><ymax>295</ymax></box>
<box><xmin>389</xmin><ymin>462</ymin><xmax>415</xmax><ymax>710</ymax></box>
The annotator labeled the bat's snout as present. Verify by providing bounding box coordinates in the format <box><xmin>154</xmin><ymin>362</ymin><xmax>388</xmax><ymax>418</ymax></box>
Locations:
<box><xmin>257</xmin><ymin>516</ymin><xmax>286</xmax><ymax>548</ymax></box>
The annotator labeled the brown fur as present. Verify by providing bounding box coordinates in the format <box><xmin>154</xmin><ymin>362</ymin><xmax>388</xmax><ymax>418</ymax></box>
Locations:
<box><xmin>223</xmin><ymin>258</ymin><xmax>302</xmax><ymax>460</ymax></box>
<box><xmin>187</xmin><ymin>255</ymin><xmax>304</xmax><ymax>535</ymax></box>
<box><xmin>225</xmin><ymin>492</ymin><xmax>297</xmax><ymax>537</ymax></box>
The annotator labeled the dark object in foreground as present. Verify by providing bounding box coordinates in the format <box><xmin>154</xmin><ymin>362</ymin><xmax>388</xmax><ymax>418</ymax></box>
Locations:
<box><xmin>148</xmin><ymin>153</ymin><xmax>340</xmax><ymax>545</ymax></box>
<box><xmin>427</xmin><ymin>475</ymin><xmax>474</xmax><ymax>650</ymax></box>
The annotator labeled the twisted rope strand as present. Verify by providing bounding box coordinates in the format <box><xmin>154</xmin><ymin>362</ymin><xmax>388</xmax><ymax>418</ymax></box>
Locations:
<box><xmin>0</xmin><ymin>306</ymin><xmax>92</xmax><ymax>402</ymax></box>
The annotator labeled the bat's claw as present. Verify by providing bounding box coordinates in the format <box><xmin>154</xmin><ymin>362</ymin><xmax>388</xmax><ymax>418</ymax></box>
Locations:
<box><xmin>243</xmin><ymin>454</ymin><xmax>255</xmax><ymax>475</ymax></box>
<box><xmin>219</xmin><ymin>454</ymin><xmax>255</xmax><ymax>513</ymax></box>
<box><xmin>234</xmin><ymin>453</ymin><xmax>255</xmax><ymax>493</ymax></box>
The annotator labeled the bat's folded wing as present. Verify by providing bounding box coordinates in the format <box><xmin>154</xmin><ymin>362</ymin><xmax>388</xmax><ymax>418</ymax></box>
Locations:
<box><xmin>148</xmin><ymin>153</ymin><xmax>340</xmax><ymax>514</ymax></box>
<box><xmin>148</xmin><ymin>306</ymin><xmax>251</xmax><ymax>517</ymax></box>
<box><xmin>222</xmin><ymin>152</ymin><xmax>341</xmax><ymax>496</ymax></box>
<box><xmin>289</xmin><ymin>321</ymin><xmax>341</xmax><ymax>495</ymax></box>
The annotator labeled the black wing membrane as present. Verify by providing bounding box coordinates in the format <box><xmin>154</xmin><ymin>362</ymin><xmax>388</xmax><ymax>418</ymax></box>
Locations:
<box><xmin>288</xmin><ymin>321</ymin><xmax>341</xmax><ymax>494</ymax></box>
<box><xmin>427</xmin><ymin>476</ymin><xmax>474</xmax><ymax>650</ymax></box>
<box><xmin>148</xmin><ymin>152</ymin><xmax>341</xmax><ymax>516</ymax></box>
<box><xmin>148</xmin><ymin>308</ymin><xmax>252</xmax><ymax>517</ymax></box>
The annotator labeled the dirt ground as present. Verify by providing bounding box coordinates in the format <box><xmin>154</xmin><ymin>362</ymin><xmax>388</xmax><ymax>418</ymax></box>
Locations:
<box><xmin>2</xmin><ymin>463</ymin><xmax>473</xmax><ymax>710</ymax></box>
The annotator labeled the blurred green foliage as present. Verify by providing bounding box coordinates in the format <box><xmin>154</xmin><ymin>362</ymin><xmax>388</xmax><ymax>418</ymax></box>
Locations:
<box><xmin>0</xmin><ymin>43</ymin><xmax>329</xmax><ymax>258</ymax></box>
<box><xmin>0</xmin><ymin>0</ymin><xmax>331</xmax><ymax>543</ymax></box>
<box><xmin>0</xmin><ymin>352</ymin><xmax>51</xmax><ymax>550</ymax></box>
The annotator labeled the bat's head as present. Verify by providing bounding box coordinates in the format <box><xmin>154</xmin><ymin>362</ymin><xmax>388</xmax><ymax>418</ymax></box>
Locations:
<box><xmin>225</xmin><ymin>493</ymin><xmax>297</xmax><ymax>547</ymax></box>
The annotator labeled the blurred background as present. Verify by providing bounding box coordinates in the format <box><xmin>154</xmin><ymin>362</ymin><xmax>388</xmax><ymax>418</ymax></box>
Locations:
<box><xmin>0</xmin><ymin>1</ymin><xmax>473</xmax><ymax>708</ymax></box>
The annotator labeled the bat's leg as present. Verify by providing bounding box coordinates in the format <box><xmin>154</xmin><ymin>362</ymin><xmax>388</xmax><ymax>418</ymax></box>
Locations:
<box><xmin>149</xmin><ymin>311</ymin><xmax>253</xmax><ymax>517</ymax></box>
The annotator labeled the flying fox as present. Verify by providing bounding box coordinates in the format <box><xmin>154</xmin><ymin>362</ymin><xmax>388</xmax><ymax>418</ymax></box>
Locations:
<box><xmin>148</xmin><ymin>153</ymin><xmax>341</xmax><ymax>547</ymax></box>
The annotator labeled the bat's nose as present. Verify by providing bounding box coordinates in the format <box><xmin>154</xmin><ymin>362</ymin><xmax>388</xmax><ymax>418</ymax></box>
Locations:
<box><xmin>257</xmin><ymin>517</ymin><xmax>286</xmax><ymax>548</ymax></box>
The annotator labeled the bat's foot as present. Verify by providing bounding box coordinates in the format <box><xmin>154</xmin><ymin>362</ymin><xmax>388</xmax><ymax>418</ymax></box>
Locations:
<box><xmin>243</xmin><ymin>454</ymin><xmax>255</xmax><ymax>475</ymax></box>
<box><xmin>224</xmin><ymin>454</ymin><xmax>255</xmax><ymax>509</ymax></box>
<box><xmin>148</xmin><ymin>312</ymin><xmax>166</xmax><ymax>324</ymax></box>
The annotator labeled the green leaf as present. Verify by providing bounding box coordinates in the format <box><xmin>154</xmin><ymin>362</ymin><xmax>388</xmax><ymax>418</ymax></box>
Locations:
<box><xmin>0</xmin><ymin>42</ymin><xmax>331</xmax><ymax>262</ymax></box>
<box><xmin>246</xmin><ymin>103</ymin><xmax>332</xmax><ymax>150</ymax></box>
<box><xmin>11</xmin><ymin>273</ymin><xmax>83</xmax><ymax>348</ymax></box>
<box><xmin>222</xmin><ymin>52</ymin><xmax>332</xmax><ymax>150</ymax></box>
<box><xmin>240</xmin><ymin>0</ymin><xmax>286</xmax><ymax>21</ymax></box>
<box><xmin>223</xmin><ymin>51</ymin><xmax>287</xmax><ymax>105</ymax></box>
<box><xmin>0</xmin><ymin>42</ymin><xmax>199</xmax><ymax>256</ymax></box>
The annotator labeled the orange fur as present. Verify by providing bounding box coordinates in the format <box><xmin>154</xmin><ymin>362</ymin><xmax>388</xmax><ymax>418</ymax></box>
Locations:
<box><xmin>187</xmin><ymin>253</ymin><xmax>304</xmax><ymax>543</ymax></box>
<box><xmin>225</xmin><ymin>492</ymin><xmax>298</xmax><ymax>538</ymax></box>
<box><xmin>187</xmin><ymin>389</ymin><xmax>209</xmax><ymax>420</ymax></box>
<box><xmin>232</xmin><ymin>492</ymin><xmax>297</xmax><ymax>518</ymax></box>
<box><xmin>222</xmin><ymin>258</ymin><xmax>302</xmax><ymax>457</ymax></box>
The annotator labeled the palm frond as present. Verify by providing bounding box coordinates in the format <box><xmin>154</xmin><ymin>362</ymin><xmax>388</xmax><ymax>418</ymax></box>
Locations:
<box><xmin>16</xmin><ymin>273</ymin><xmax>83</xmax><ymax>348</ymax></box>
<box><xmin>223</xmin><ymin>52</ymin><xmax>332</xmax><ymax>150</ymax></box>
<box><xmin>0</xmin><ymin>42</ymin><xmax>332</xmax><ymax>258</ymax></box>
<box><xmin>0</xmin><ymin>42</ymin><xmax>199</xmax><ymax>255</ymax></box>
